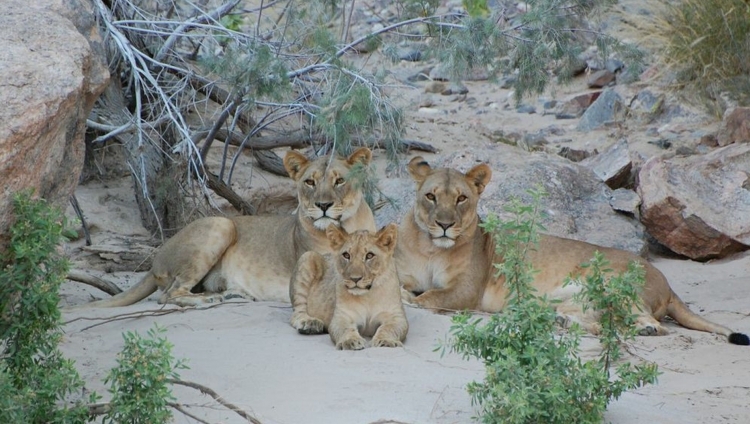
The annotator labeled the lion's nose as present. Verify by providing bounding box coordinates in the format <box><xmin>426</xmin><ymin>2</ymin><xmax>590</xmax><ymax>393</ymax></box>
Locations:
<box><xmin>316</xmin><ymin>202</ymin><xmax>333</xmax><ymax>212</ymax></box>
<box><xmin>436</xmin><ymin>221</ymin><xmax>455</xmax><ymax>231</ymax></box>
<box><xmin>350</xmin><ymin>276</ymin><xmax>362</xmax><ymax>284</ymax></box>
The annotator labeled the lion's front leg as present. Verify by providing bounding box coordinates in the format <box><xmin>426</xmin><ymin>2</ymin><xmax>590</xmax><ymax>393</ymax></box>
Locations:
<box><xmin>413</xmin><ymin>281</ymin><xmax>482</xmax><ymax>312</ymax></box>
<box><xmin>329</xmin><ymin>314</ymin><xmax>365</xmax><ymax>350</ymax></box>
<box><xmin>371</xmin><ymin>312</ymin><xmax>408</xmax><ymax>348</ymax></box>
<box><xmin>290</xmin><ymin>252</ymin><xmax>328</xmax><ymax>335</ymax></box>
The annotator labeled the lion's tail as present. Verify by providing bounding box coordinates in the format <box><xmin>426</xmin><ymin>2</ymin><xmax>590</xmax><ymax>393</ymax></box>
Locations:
<box><xmin>69</xmin><ymin>274</ymin><xmax>159</xmax><ymax>309</ymax></box>
<box><xmin>667</xmin><ymin>291</ymin><xmax>749</xmax><ymax>345</ymax></box>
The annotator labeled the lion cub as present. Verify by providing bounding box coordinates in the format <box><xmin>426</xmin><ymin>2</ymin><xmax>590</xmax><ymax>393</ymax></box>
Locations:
<box><xmin>289</xmin><ymin>224</ymin><xmax>408</xmax><ymax>350</ymax></box>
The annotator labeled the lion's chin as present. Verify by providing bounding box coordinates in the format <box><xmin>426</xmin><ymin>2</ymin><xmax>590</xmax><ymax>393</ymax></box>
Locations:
<box><xmin>313</xmin><ymin>217</ymin><xmax>339</xmax><ymax>231</ymax></box>
<box><xmin>346</xmin><ymin>287</ymin><xmax>370</xmax><ymax>296</ymax></box>
<box><xmin>431</xmin><ymin>237</ymin><xmax>456</xmax><ymax>249</ymax></box>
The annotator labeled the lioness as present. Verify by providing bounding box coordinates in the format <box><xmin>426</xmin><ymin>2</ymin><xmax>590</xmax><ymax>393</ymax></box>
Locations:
<box><xmin>289</xmin><ymin>224</ymin><xmax>408</xmax><ymax>350</ymax></box>
<box><xmin>77</xmin><ymin>148</ymin><xmax>376</xmax><ymax>308</ymax></box>
<box><xmin>396</xmin><ymin>156</ymin><xmax>749</xmax><ymax>345</ymax></box>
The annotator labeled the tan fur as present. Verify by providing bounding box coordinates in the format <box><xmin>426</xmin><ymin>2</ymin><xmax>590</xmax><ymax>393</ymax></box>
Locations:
<box><xmin>75</xmin><ymin>148</ymin><xmax>376</xmax><ymax>308</ymax></box>
<box><xmin>397</xmin><ymin>156</ymin><xmax>743</xmax><ymax>341</ymax></box>
<box><xmin>290</xmin><ymin>224</ymin><xmax>408</xmax><ymax>350</ymax></box>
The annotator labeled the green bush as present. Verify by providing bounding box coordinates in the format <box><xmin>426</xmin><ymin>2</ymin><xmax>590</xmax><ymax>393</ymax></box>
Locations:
<box><xmin>446</xmin><ymin>189</ymin><xmax>659</xmax><ymax>423</ymax></box>
<box><xmin>104</xmin><ymin>326</ymin><xmax>188</xmax><ymax>424</ymax></box>
<box><xmin>0</xmin><ymin>191</ymin><xmax>95</xmax><ymax>423</ymax></box>
<box><xmin>1</xmin><ymin>192</ymin><xmax>188</xmax><ymax>423</ymax></box>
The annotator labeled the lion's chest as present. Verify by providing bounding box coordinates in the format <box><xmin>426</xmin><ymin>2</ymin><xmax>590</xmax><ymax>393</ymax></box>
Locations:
<box><xmin>399</xmin><ymin>254</ymin><xmax>452</xmax><ymax>293</ymax></box>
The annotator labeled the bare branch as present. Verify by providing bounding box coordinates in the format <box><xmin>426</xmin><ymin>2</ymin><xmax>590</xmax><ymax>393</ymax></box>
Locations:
<box><xmin>167</xmin><ymin>379</ymin><xmax>263</xmax><ymax>424</ymax></box>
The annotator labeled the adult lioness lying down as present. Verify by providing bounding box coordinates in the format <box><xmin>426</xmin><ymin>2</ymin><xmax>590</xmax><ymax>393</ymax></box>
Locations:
<box><xmin>396</xmin><ymin>156</ymin><xmax>749</xmax><ymax>345</ymax></box>
<box><xmin>77</xmin><ymin>147</ymin><xmax>376</xmax><ymax>308</ymax></box>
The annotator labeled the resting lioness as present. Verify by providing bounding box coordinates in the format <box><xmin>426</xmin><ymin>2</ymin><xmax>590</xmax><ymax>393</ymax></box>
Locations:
<box><xmin>76</xmin><ymin>148</ymin><xmax>376</xmax><ymax>308</ymax></box>
<box><xmin>396</xmin><ymin>156</ymin><xmax>749</xmax><ymax>345</ymax></box>
<box><xmin>289</xmin><ymin>224</ymin><xmax>408</xmax><ymax>350</ymax></box>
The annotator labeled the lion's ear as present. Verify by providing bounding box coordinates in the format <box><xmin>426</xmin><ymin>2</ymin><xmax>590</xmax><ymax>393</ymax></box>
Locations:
<box><xmin>375</xmin><ymin>224</ymin><xmax>398</xmax><ymax>254</ymax></box>
<box><xmin>347</xmin><ymin>147</ymin><xmax>372</xmax><ymax>167</ymax></box>
<box><xmin>284</xmin><ymin>151</ymin><xmax>311</xmax><ymax>181</ymax></box>
<box><xmin>407</xmin><ymin>156</ymin><xmax>432</xmax><ymax>183</ymax></box>
<box><xmin>326</xmin><ymin>224</ymin><xmax>348</xmax><ymax>250</ymax></box>
<box><xmin>465</xmin><ymin>163</ymin><xmax>492</xmax><ymax>195</ymax></box>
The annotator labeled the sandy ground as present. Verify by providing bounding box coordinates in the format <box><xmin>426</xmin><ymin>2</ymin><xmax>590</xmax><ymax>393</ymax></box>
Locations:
<box><xmin>57</xmin><ymin>2</ymin><xmax>750</xmax><ymax>422</ymax></box>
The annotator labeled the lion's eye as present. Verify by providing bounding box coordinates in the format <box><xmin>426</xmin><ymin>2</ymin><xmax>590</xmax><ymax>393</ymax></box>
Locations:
<box><xmin>457</xmin><ymin>195</ymin><xmax>468</xmax><ymax>204</ymax></box>
<box><xmin>342</xmin><ymin>252</ymin><xmax>350</xmax><ymax>260</ymax></box>
<box><xmin>335</xmin><ymin>177</ymin><xmax>345</xmax><ymax>186</ymax></box>
<box><xmin>365</xmin><ymin>252</ymin><xmax>375</xmax><ymax>260</ymax></box>
<box><xmin>304</xmin><ymin>179</ymin><xmax>315</xmax><ymax>187</ymax></box>
<box><xmin>425</xmin><ymin>193</ymin><xmax>436</xmax><ymax>202</ymax></box>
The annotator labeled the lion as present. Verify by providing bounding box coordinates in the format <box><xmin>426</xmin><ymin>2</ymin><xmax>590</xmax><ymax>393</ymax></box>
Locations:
<box><xmin>289</xmin><ymin>223</ymin><xmax>408</xmax><ymax>350</ymax></box>
<box><xmin>75</xmin><ymin>147</ymin><xmax>377</xmax><ymax>308</ymax></box>
<box><xmin>396</xmin><ymin>156</ymin><xmax>749</xmax><ymax>345</ymax></box>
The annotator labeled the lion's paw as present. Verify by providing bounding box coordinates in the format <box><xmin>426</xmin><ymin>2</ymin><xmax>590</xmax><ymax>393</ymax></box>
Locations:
<box><xmin>292</xmin><ymin>316</ymin><xmax>326</xmax><ymax>335</ymax></box>
<box><xmin>372</xmin><ymin>337</ymin><xmax>403</xmax><ymax>348</ymax></box>
<box><xmin>336</xmin><ymin>336</ymin><xmax>366</xmax><ymax>350</ymax></box>
<box><xmin>400</xmin><ymin>287</ymin><xmax>416</xmax><ymax>305</ymax></box>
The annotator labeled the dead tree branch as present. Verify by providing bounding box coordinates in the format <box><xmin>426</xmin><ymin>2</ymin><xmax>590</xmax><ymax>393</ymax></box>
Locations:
<box><xmin>167</xmin><ymin>379</ymin><xmax>263</xmax><ymax>424</ymax></box>
<box><xmin>66</xmin><ymin>270</ymin><xmax>123</xmax><ymax>296</ymax></box>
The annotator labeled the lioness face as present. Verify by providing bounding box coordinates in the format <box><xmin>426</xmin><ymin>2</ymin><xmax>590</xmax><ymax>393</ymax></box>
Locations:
<box><xmin>284</xmin><ymin>148</ymin><xmax>372</xmax><ymax>231</ymax></box>
<box><xmin>407</xmin><ymin>157</ymin><xmax>491</xmax><ymax>249</ymax></box>
<box><xmin>326</xmin><ymin>224</ymin><xmax>398</xmax><ymax>296</ymax></box>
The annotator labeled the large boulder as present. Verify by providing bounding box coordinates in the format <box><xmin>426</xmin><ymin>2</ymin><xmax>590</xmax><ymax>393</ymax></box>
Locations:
<box><xmin>638</xmin><ymin>143</ymin><xmax>750</xmax><ymax>260</ymax></box>
<box><xmin>377</xmin><ymin>142</ymin><xmax>646</xmax><ymax>254</ymax></box>
<box><xmin>0</xmin><ymin>0</ymin><xmax>108</xmax><ymax>250</ymax></box>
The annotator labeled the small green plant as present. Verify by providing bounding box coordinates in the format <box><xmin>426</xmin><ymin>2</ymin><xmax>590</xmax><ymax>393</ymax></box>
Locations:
<box><xmin>661</xmin><ymin>0</ymin><xmax>750</xmax><ymax>108</ymax></box>
<box><xmin>0</xmin><ymin>191</ymin><xmax>96</xmax><ymax>423</ymax></box>
<box><xmin>104</xmin><ymin>325</ymin><xmax>188</xmax><ymax>424</ymax></box>
<box><xmin>446</xmin><ymin>188</ymin><xmax>658</xmax><ymax>423</ymax></box>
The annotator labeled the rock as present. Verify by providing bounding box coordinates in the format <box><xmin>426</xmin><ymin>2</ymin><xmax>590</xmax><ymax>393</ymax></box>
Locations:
<box><xmin>555</xmin><ymin>91</ymin><xmax>601</xmax><ymax>119</ymax></box>
<box><xmin>699</xmin><ymin>133</ymin><xmax>719</xmax><ymax>148</ymax></box>
<box><xmin>717</xmin><ymin>107</ymin><xmax>750</xmax><ymax>146</ymax></box>
<box><xmin>441</xmin><ymin>83</ymin><xmax>468</xmax><ymax>96</ymax></box>
<box><xmin>397</xmin><ymin>46</ymin><xmax>423</xmax><ymax>62</ymax></box>
<box><xmin>0</xmin><ymin>0</ymin><xmax>109</xmax><ymax>251</ymax></box>
<box><xmin>499</xmin><ymin>75</ymin><xmax>517</xmax><ymax>89</ymax></box>
<box><xmin>424</xmin><ymin>82</ymin><xmax>446</xmax><ymax>94</ymax></box>
<box><xmin>577</xmin><ymin>89</ymin><xmax>623</xmax><ymax>131</ymax></box>
<box><xmin>587</xmin><ymin>69</ymin><xmax>616</xmax><ymax>88</ymax></box>
<box><xmin>581</xmin><ymin>139</ymin><xmax>632</xmax><ymax>189</ymax></box>
<box><xmin>609</xmin><ymin>188</ymin><xmax>640</xmax><ymax>216</ymax></box>
<box><xmin>606</xmin><ymin>59</ymin><xmax>625</xmax><ymax>74</ymax></box>
<box><xmin>516</xmin><ymin>105</ymin><xmax>536</xmax><ymax>114</ymax></box>
<box><xmin>558</xmin><ymin>147</ymin><xmax>592</xmax><ymax>162</ymax></box>
<box><xmin>638</xmin><ymin>143</ymin><xmax>750</xmax><ymax>260</ymax></box>
<box><xmin>378</xmin><ymin>143</ymin><xmax>646</xmax><ymax>254</ymax></box>
<box><xmin>628</xmin><ymin>90</ymin><xmax>665</xmax><ymax>123</ymax></box>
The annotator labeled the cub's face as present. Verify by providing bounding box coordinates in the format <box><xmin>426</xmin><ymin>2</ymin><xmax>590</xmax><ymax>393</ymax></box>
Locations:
<box><xmin>326</xmin><ymin>224</ymin><xmax>398</xmax><ymax>296</ymax></box>
<box><xmin>408</xmin><ymin>157</ymin><xmax>491</xmax><ymax>249</ymax></box>
<box><xmin>284</xmin><ymin>148</ymin><xmax>372</xmax><ymax>231</ymax></box>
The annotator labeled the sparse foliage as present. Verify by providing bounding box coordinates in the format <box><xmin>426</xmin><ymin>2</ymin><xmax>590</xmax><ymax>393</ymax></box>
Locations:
<box><xmin>661</xmin><ymin>0</ymin><xmax>750</xmax><ymax>109</ymax></box>
<box><xmin>446</xmin><ymin>189</ymin><xmax>659</xmax><ymax>423</ymax></box>
<box><xmin>86</xmin><ymin>0</ymin><xmax>642</xmax><ymax>232</ymax></box>
<box><xmin>104</xmin><ymin>326</ymin><xmax>188</xmax><ymax>424</ymax></box>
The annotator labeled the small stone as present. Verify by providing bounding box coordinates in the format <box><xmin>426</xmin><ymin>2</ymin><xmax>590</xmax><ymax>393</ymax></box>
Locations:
<box><xmin>441</xmin><ymin>83</ymin><xmax>468</xmax><ymax>96</ymax></box>
<box><xmin>587</xmin><ymin>69</ymin><xmax>616</xmax><ymax>88</ymax></box>
<box><xmin>424</xmin><ymin>82</ymin><xmax>446</xmax><ymax>94</ymax></box>
<box><xmin>606</xmin><ymin>59</ymin><xmax>625</xmax><ymax>74</ymax></box>
<box><xmin>516</xmin><ymin>105</ymin><xmax>536</xmax><ymax>114</ymax></box>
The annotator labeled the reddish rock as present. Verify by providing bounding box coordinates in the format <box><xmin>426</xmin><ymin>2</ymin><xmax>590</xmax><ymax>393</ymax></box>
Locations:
<box><xmin>555</xmin><ymin>91</ymin><xmax>601</xmax><ymax>118</ymax></box>
<box><xmin>638</xmin><ymin>144</ymin><xmax>750</xmax><ymax>260</ymax></box>
<box><xmin>587</xmin><ymin>69</ymin><xmax>616</xmax><ymax>88</ymax></box>
<box><xmin>0</xmin><ymin>0</ymin><xmax>109</xmax><ymax>251</ymax></box>
<box><xmin>717</xmin><ymin>107</ymin><xmax>750</xmax><ymax>146</ymax></box>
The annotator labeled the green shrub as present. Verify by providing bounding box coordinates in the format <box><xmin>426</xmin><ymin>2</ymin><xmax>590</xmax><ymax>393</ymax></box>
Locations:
<box><xmin>0</xmin><ymin>191</ymin><xmax>95</xmax><ymax>423</ymax></box>
<box><xmin>446</xmin><ymin>189</ymin><xmax>659</xmax><ymax>423</ymax></box>
<box><xmin>104</xmin><ymin>326</ymin><xmax>188</xmax><ymax>424</ymax></box>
